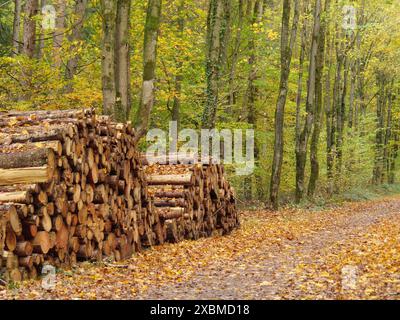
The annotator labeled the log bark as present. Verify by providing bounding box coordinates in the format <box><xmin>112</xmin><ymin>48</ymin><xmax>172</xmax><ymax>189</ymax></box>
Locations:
<box><xmin>0</xmin><ymin>166</ymin><xmax>52</xmax><ymax>186</ymax></box>
<box><xmin>0</xmin><ymin>148</ymin><xmax>55</xmax><ymax>169</ymax></box>
<box><xmin>147</xmin><ymin>174</ymin><xmax>193</xmax><ymax>186</ymax></box>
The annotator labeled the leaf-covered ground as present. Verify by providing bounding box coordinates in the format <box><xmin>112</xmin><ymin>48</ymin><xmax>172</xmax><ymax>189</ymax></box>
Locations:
<box><xmin>1</xmin><ymin>196</ymin><xmax>400</xmax><ymax>300</ymax></box>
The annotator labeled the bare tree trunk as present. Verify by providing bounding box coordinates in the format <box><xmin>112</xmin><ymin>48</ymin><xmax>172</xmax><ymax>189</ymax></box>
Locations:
<box><xmin>243</xmin><ymin>0</ymin><xmax>264</xmax><ymax>122</ymax></box>
<box><xmin>101</xmin><ymin>0</ymin><xmax>117</xmax><ymax>116</ymax></box>
<box><xmin>295</xmin><ymin>0</ymin><xmax>321</xmax><ymax>203</ymax></box>
<box><xmin>308</xmin><ymin>0</ymin><xmax>329</xmax><ymax>197</ymax></box>
<box><xmin>115</xmin><ymin>0</ymin><xmax>132</xmax><ymax>122</ymax></box>
<box><xmin>331</xmin><ymin>29</ymin><xmax>344</xmax><ymax>189</ymax></box>
<box><xmin>269</xmin><ymin>0</ymin><xmax>300</xmax><ymax>209</ymax></box>
<box><xmin>171</xmin><ymin>0</ymin><xmax>185</xmax><ymax>127</ymax></box>
<box><xmin>227</xmin><ymin>0</ymin><xmax>244</xmax><ymax>109</ymax></box>
<box><xmin>53</xmin><ymin>0</ymin><xmax>66</xmax><ymax>69</ymax></box>
<box><xmin>373</xmin><ymin>72</ymin><xmax>386</xmax><ymax>185</ymax></box>
<box><xmin>23</xmin><ymin>0</ymin><xmax>38</xmax><ymax>58</ymax></box>
<box><xmin>336</xmin><ymin>54</ymin><xmax>350</xmax><ymax>177</ymax></box>
<box><xmin>325</xmin><ymin>31</ymin><xmax>335</xmax><ymax>194</ymax></box>
<box><xmin>65</xmin><ymin>0</ymin><xmax>88</xmax><ymax>92</ymax></box>
<box><xmin>243</xmin><ymin>0</ymin><xmax>264</xmax><ymax>201</ymax></box>
<box><xmin>389</xmin><ymin>133</ymin><xmax>399</xmax><ymax>184</ymax></box>
<box><xmin>12</xmin><ymin>0</ymin><xmax>22</xmax><ymax>56</ymax></box>
<box><xmin>36</xmin><ymin>0</ymin><xmax>47</xmax><ymax>59</ymax></box>
<box><xmin>348</xmin><ymin>60</ymin><xmax>356</xmax><ymax>129</ymax></box>
<box><xmin>201</xmin><ymin>0</ymin><xmax>230</xmax><ymax>129</ymax></box>
<box><xmin>383</xmin><ymin>80</ymin><xmax>394</xmax><ymax>183</ymax></box>
<box><xmin>295</xmin><ymin>1</ymin><xmax>308</xmax><ymax>160</ymax></box>
<box><xmin>356</xmin><ymin>0</ymin><xmax>366</xmax><ymax>124</ymax></box>
<box><xmin>134</xmin><ymin>0</ymin><xmax>162</xmax><ymax>141</ymax></box>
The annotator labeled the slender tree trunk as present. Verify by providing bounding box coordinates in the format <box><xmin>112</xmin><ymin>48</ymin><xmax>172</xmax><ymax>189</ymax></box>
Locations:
<box><xmin>12</xmin><ymin>0</ymin><xmax>22</xmax><ymax>56</ymax></box>
<box><xmin>295</xmin><ymin>0</ymin><xmax>321</xmax><ymax>203</ymax></box>
<box><xmin>269</xmin><ymin>0</ymin><xmax>300</xmax><ymax>209</ymax></box>
<box><xmin>325</xmin><ymin>31</ymin><xmax>334</xmax><ymax>193</ymax></box>
<box><xmin>389</xmin><ymin>133</ymin><xmax>399</xmax><ymax>184</ymax></box>
<box><xmin>227</xmin><ymin>0</ymin><xmax>244</xmax><ymax>109</ymax></box>
<box><xmin>53</xmin><ymin>0</ymin><xmax>66</xmax><ymax>69</ymax></box>
<box><xmin>64</xmin><ymin>0</ymin><xmax>88</xmax><ymax>93</ymax></box>
<box><xmin>295</xmin><ymin>1</ymin><xmax>308</xmax><ymax>159</ymax></box>
<box><xmin>202</xmin><ymin>0</ymin><xmax>230</xmax><ymax>129</ymax></box>
<box><xmin>172</xmin><ymin>0</ymin><xmax>185</xmax><ymax>126</ymax></box>
<box><xmin>23</xmin><ymin>0</ymin><xmax>39</xmax><ymax>59</ymax></box>
<box><xmin>36</xmin><ymin>0</ymin><xmax>46</xmax><ymax>59</ymax></box>
<box><xmin>336</xmin><ymin>53</ymin><xmax>349</xmax><ymax>176</ymax></box>
<box><xmin>383</xmin><ymin>80</ymin><xmax>394</xmax><ymax>182</ymax></box>
<box><xmin>348</xmin><ymin>60</ymin><xmax>356</xmax><ymax>129</ymax></box>
<box><xmin>356</xmin><ymin>0</ymin><xmax>366</xmax><ymax>123</ymax></box>
<box><xmin>134</xmin><ymin>0</ymin><xmax>162</xmax><ymax>141</ymax></box>
<box><xmin>244</xmin><ymin>0</ymin><xmax>264</xmax><ymax>124</ymax></box>
<box><xmin>331</xmin><ymin>31</ymin><xmax>344</xmax><ymax>189</ymax></box>
<box><xmin>243</xmin><ymin>0</ymin><xmax>264</xmax><ymax>201</ymax></box>
<box><xmin>101</xmin><ymin>0</ymin><xmax>117</xmax><ymax>116</ymax></box>
<box><xmin>373</xmin><ymin>73</ymin><xmax>386</xmax><ymax>185</ymax></box>
<box><xmin>115</xmin><ymin>0</ymin><xmax>132</xmax><ymax>122</ymax></box>
<box><xmin>308</xmin><ymin>0</ymin><xmax>329</xmax><ymax>197</ymax></box>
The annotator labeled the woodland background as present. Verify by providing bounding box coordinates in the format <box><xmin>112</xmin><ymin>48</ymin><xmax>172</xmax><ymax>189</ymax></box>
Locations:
<box><xmin>0</xmin><ymin>0</ymin><xmax>399</xmax><ymax>208</ymax></box>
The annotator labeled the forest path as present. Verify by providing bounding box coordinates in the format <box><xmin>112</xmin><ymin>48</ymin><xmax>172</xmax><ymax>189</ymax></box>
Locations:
<box><xmin>2</xmin><ymin>196</ymin><xmax>400</xmax><ymax>299</ymax></box>
<box><xmin>139</xmin><ymin>196</ymin><xmax>400</xmax><ymax>300</ymax></box>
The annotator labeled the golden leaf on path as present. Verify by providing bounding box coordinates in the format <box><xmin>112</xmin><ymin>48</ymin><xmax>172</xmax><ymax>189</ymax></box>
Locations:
<box><xmin>7</xmin><ymin>118</ymin><xmax>18</xmax><ymax>127</ymax></box>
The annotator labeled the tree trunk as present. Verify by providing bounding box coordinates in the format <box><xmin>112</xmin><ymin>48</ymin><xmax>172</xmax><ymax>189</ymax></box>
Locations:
<box><xmin>269</xmin><ymin>0</ymin><xmax>300</xmax><ymax>209</ymax></box>
<box><xmin>201</xmin><ymin>0</ymin><xmax>230</xmax><ymax>129</ymax></box>
<box><xmin>356</xmin><ymin>0</ymin><xmax>366</xmax><ymax>124</ymax></box>
<box><xmin>23</xmin><ymin>0</ymin><xmax>38</xmax><ymax>58</ymax></box>
<box><xmin>36</xmin><ymin>0</ymin><xmax>47</xmax><ymax>59</ymax></box>
<box><xmin>325</xmin><ymin>30</ymin><xmax>335</xmax><ymax>194</ymax></box>
<box><xmin>389</xmin><ymin>133</ymin><xmax>399</xmax><ymax>184</ymax></box>
<box><xmin>308</xmin><ymin>0</ymin><xmax>329</xmax><ymax>197</ymax></box>
<box><xmin>295</xmin><ymin>0</ymin><xmax>308</xmax><ymax>162</ymax></box>
<box><xmin>53</xmin><ymin>0</ymin><xmax>66</xmax><ymax>69</ymax></box>
<box><xmin>64</xmin><ymin>0</ymin><xmax>88</xmax><ymax>92</ymax></box>
<box><xmin>243</xmin><ymin>0</ymin><xmax>264</xmax><ymax>201</ymax></box>
<box><xmin>171</xmin><ymin>0</ymin><xmax>185</xmax><ymax>127</ymax></box>
<box><xmin>101</xmin><ymin>0</ymin><xmax>117</xmax><ymax>116</ymax></box>
<box><xmin>134</xmin><ymin>0</ymin><xmax>162</xmax><ymax>140</ymax></box>
<box><xmin>336</xmin><ymin>54</ymin><xmax>350</xmax><ymax>177</ymax></box>
<box><xmin>330</xmin><ymin>30</ymin><xmax>344</xmax><ymax>190</ymax></box>
<box><xmin>373</xmin><ymin>73</ymin><xmax>386</xmax><ymax>185</ymax></box>
<box><xmin>12</xmin><ymin>0</ymin><xmax>22</xmax><ymax>56</ymax></box>
<box><xmin>348</xmin><ymin>61</ymin><xmax>356</xmax><ymax>129</ymax></box>
<box><xmin>244</xmin><ymin>0</ymin><xmax>264</xmax><ymax>124</ymax></box>
<box><xmin>295</xmin><ymin>0</ymin><xmax>321</xmax><ymax>203</ymax></box>
<box><xmin>115</xmin><ymin>0</ymin><xmax>132</xmax><ymax>122</ymax></box>
<box><xmin>383</xmin><ymin>80</ymin><xmax>394</xmax><ymax>183</ymax></box>
<box><xmin>227</xmin><ymin>0</ymin><xmax>244</xmax><ymax>110</ymax></box>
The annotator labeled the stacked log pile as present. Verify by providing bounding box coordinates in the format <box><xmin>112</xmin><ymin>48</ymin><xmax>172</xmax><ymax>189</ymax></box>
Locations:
<box><xmin>144</xmin><ymin>155</ymin><xmax>239</xmax><ymax>243</ymax></box>
<box><xmin>0</xmin><ymin>109</ymin><xmax>158</xmax><ymax>282</ymax></box>
<box><xmin>0</xmin><ymin>109</ymin><xmax>239</xmax><ymax>283</ymax></box>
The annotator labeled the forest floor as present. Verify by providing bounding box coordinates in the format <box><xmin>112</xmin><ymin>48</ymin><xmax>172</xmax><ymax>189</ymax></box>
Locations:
<box><xmin>1</xmin><ymin>195</ymin><xmax>400</xmax><ymax>300</ymax></box>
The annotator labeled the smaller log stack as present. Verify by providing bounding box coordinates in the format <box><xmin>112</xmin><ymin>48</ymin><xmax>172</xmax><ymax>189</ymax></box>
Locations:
<box><xmin>0</xmin><ymin>109</ymin><xmax>158</xmax><ymax>282</ymax></box>
<box><xmin>143</xmin><ymin>154</ymin><xmax>239</xmax><ymax>243</ymax></box>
